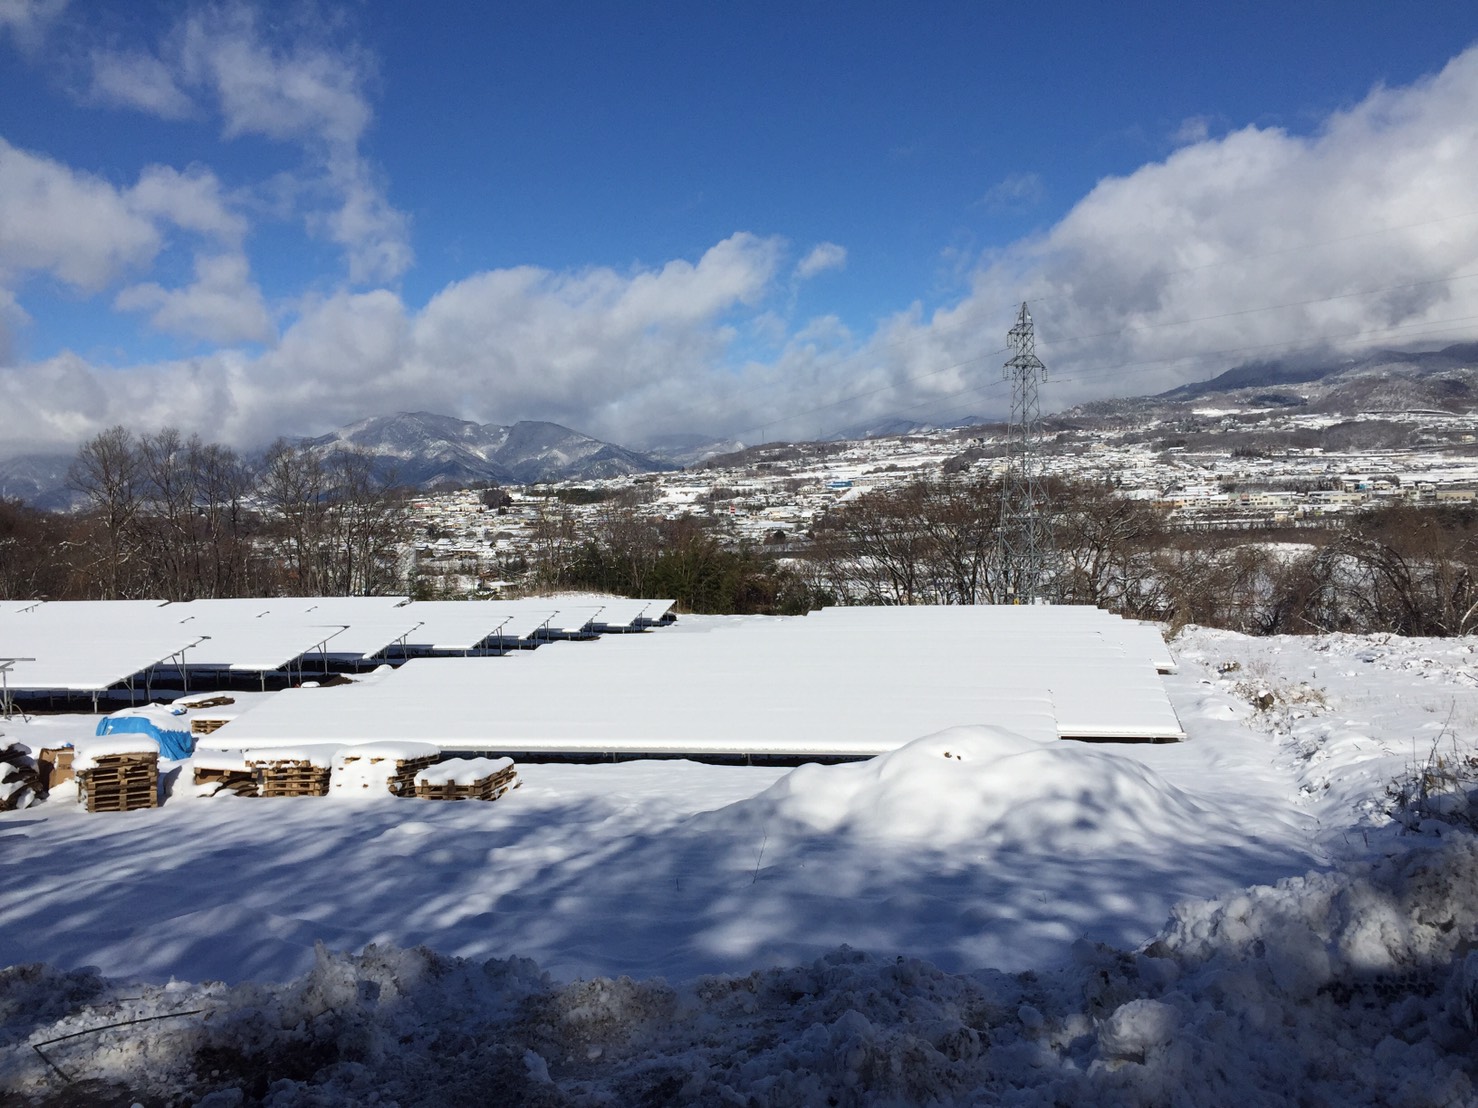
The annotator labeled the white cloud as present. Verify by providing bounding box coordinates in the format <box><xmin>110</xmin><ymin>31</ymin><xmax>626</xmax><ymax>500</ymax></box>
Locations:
<box><xmin>7</xmin><ymin>45</ymin><xmax>1478</xmax><ymax>457</ymax></box>
<box><xmin>88</xmin><ymin>49</ymin><xmax>194</xmax><ymax>119</ymax></box>
<box><xmin>0</xmin><ymin>0</ymin><xmax>67</xmax><ymax>52</ymax></box>
<box><xmin>0</xmin><ymin>138</ymin><xmax>160</xmax><ymax>290</ymax></box>
<box><xmin>318</xmin><ymin>165</ymin><xmax>413</xmax><ymax>285</ymax></box>
<box><xmin>0</xmin><ymin>234</ymin><xmax>790</xmax><ymax>454</ymax></box>
<box><xmin>907</xmin><ymin>43</ymin><xmax>1478</xmax><ymax>414</ymax></box>
<box><xmin>78</xmin><ymin>4</ymin><xmax>411</xmax><ymax>285</ymax></box>
<box><xmin>172</xmin><ymin>5</ymin><xmax>410</xmax><ymax>282</ymax></box>
<box><xmin>0</xmin><ymin>140</ymin><xmax>266</xmax><ymax>354</ymax></box>
<box><xmin>115</xmin><ymin>251</ymin><xmax>274</xmax><ymax>345</ymax></box>
<box><xmin>127</xmin><ymin>164</ymin><xmax>245</xmax><ymax>241</ymax></box>
<box><xmin>796</xmin><ymin>242</ymin><xmax>847</xmax><ymax>280</ymax></box>
<box><xmin>1170</xmin><ymin>115</ymin><xmax>1212</xmax><ymax>146</ymax></box>
<box><xmin>0</xmin><ymin>286</ymin><xmax>27</xmax><ymax>361</ymax></box>
<box><xmin>178</xmin><ymin>7</ymin><xmax>371</xmax><ymax>153</ymax></box>
<box><xmin>977</xmin><ymin>172</ymin><xmax>1044</xmax><ymax>212</ymax></box>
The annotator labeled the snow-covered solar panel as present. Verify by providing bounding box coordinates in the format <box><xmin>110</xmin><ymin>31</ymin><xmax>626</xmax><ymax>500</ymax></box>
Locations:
<box><xmin>167</xmin><ymin>598</ymin><xmax>419</xmax><ymax>662</ymax></box>
<box><xmin>208</xmin><ymin>654</ymin><xmax>1062</xmax><ymax>756</ymax></box>
<box><xmin>0</xmin><ymin>601</ymin><xmax>202</xmax><ymax>691</ymax></box>
<box><xmin>395</xmin><ymin>600</ymin><xmax>562</xmax><ymax>650</ymax></box>
<box><xmin>583</xmin><ymin>598</ymin><xmax>675</xmax><ymax>630</ymax></box>
<box><xmin>805</xmin><ymin>605</ymin><xmax>1176</xmax><ymax>673</ymax></box>
<box><xmin>210</xmin><ymin>605</ymin><xmax>1184</xmax><ymax>757</ymax></box>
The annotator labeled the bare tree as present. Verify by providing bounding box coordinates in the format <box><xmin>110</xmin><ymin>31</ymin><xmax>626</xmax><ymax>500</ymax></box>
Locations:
<box><xmin>322</xmin><ymin>448</ymin><xmax>408</xmax><ymax>595</ymax></box>
<box><xmin>259</xmin><ymin>439</ymin><xmax>328</xmax><ymax>594</ymax></box>
<box><xmin>67</xmin><ymin>426</ymin><xmax>144</xmax><ymax>598</ymax></box>
<box><xmin>1054</xmin><ymin>481</ymin><xmax>1168</xmax><ymax>616</ymax></box>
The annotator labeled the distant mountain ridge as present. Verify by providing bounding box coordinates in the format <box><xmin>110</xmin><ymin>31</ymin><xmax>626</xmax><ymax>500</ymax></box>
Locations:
<box><xmin>1066</xmin><ymin>341</ymin><xmax>1478</xmax><ymax>423</ymax></box>
<box><xmin>304</xmin><ymin>412</ymin><xmax>675</xmax><ymax>487</ymax></box>
<box><xmin>0</xmin><ymin>453</ymin><xmax>76</xmax><ymax>510</ymax></box>
<box><xmin>0</xmin><ymin>413</ymin><xmax>676</xmax><ymax>507</ymax></box>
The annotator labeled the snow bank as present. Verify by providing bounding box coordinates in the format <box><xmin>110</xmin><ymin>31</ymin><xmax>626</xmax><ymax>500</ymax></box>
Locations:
<box><xmin>5</xmin><ymin>837</ymin><xmax>1478</xmax><ymax>1105</ymax></box>
<box><xmin>712</xmin><ymin>725</ymin><xmax>1206</xmax><ymax>851</ymax></box>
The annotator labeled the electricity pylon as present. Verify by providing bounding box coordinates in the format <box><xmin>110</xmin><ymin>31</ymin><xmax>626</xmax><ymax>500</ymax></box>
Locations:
<box><xmin>996</xmin><ymin>302</ymin><xmax>1055</xmax><ymax>604</ymax></box>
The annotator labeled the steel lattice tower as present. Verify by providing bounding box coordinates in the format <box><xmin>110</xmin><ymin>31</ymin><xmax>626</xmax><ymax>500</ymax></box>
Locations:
<box><xmin>996</xmin><ymin>302</ymin><xmax>1055</xmax><ymax>603</ymax></box>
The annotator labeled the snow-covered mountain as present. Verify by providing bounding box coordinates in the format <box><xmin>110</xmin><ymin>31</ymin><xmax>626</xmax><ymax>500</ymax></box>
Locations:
<box><xmin>0</xmin><ymin>453</ymin><xmax>78</xmax><ymax>510</ymax></box>
<box><xmin>1069</xmin><ymin>341</ymin><xmax>1478</xmax><ymax>424</ymax></box>
<box><xmin>303</xmin><ymin>411</ymin><xmax>674</xmax><ymax>487</ymax></box>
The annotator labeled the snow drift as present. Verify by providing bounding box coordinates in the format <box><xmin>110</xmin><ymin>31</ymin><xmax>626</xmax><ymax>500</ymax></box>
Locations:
<box><xmin>5</xmin><ymin>836</ymin><xmax>1478</xmax><ymax>1105</ymax></box>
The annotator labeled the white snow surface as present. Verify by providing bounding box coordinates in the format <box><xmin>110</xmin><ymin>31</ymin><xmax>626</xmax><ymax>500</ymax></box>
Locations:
<box><xmin>4</xmin><ymin>622</ymin><xmax>1478</xmax><ymax>1103</ymax></box>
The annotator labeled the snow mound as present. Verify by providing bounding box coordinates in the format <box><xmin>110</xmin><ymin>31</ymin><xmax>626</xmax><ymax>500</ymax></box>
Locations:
<box><xmin>714</xmin><ymin>725</ymin><xmax>1206</xmax><ymax>851</ymax></box>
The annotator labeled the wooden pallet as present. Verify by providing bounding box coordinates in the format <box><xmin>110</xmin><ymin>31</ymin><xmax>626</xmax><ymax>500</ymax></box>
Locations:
<box><xmin>251</xmin><ymin>758</ymin><xmax>333</xmax><ymax>798</ymax></box>
<box><xmin>191</xmin><ymin>717</ymin><xmax>233</xmax><ymax>736</ymax></box>
<box><xmin>77</xmin><ymin>752</ymin><xmax>159</xmax><ymax>813</ymax></box>
<box><xmin>178</xmin><ymin>694</ymin><xmax>236</xmax><ymax>710</ymax></box>
<box><xmin>193</xmin><ymin>766</ymin><xmax>259</xmax><ymax>796</ymax></box>
<box><xmin>390</xmin><ymin>754</ymin><xmax>440</xmax><ymax>795</ymax></box>
<box><xmin>413</xmin><ymin>767</ymin><xmax>519</xmax><ymax>802</ymax></box>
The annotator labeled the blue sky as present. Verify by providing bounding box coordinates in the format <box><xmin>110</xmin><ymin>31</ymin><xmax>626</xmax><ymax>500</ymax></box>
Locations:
<box><xmin>3</xmin><ymin>1</ymin><xmax>1478</xmax><ymax>456</ymax></box>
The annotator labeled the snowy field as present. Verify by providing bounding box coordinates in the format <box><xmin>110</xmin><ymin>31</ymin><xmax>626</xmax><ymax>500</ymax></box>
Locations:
<box><xmin>3</xmin><ymin>622</ymin><xmax>1478</xmax><ymax>1103</ymax></box>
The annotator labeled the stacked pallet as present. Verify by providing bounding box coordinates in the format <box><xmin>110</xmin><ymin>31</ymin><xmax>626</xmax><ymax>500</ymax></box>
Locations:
<box><xmin>332</xmin><ymin>741</ymin><xmax>442</xmax><ymax>797</ymax></box>
<box><xmin>248</xmin><ymin>746</ymin><xmax>339</xmax><ymax>797</ymax></box>
<box><xmin>175</xmin><ymin>693</ymin><xmax>236</xmax><ymax>710</ymax></box>
<box><xmin>191</xmin><ymin>715</ymin><xmax>236</xmax><ymax>736</ymax></box>
<box><xmin>193</xmin><ymin>750</ymin><xmax>257</xmax><ymax>797</ymax></box>
<box><xmin>1</xmin><ymin>742</ymin><xmax>41</xmax><ymax>811</ymax></box>
<box><xmin>414</xmin><ymin>756</ymin><xmax>518</xmax><ymax>802</ymax></box>
<box><xmin>73</xmin><ymin>741</ymin><xmax>160</xmax><ymax>814</ymax></box>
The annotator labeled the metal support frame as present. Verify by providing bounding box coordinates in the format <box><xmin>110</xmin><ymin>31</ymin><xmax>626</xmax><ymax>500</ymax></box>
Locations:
<box><xmin>996</xmin><ymin>302</ymin><xmax>1057</xmax><ymax>604</ymax></box>
<box><xmin>0</xmin><ymin>659</ymin><xmax>36</xmax><ymax>720</ymax></box>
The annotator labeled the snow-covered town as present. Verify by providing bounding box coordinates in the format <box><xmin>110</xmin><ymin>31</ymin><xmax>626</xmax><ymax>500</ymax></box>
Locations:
<box><xmin>406</xmin><ymin>405</ymin><xmax>1478</xmax><ymax>597</ymax></box>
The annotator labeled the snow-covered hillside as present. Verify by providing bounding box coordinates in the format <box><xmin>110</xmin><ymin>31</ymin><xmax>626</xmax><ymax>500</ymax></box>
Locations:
<box><xmin>3</xmin><ymin>625</ymin><xmax>1478</xmax><ymax>1103</ymax></box>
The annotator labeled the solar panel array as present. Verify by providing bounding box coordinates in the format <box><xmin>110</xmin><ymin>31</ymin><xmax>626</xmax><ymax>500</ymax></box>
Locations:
<box><xmin>0</xmin><ymin>597</ymin><xmax>677</xmax><ymax>696</ymax></box>
<box><xmin>205</xmin><ymin>604</ymin><xmax>1184</xmax><ymax>759</ymax></box>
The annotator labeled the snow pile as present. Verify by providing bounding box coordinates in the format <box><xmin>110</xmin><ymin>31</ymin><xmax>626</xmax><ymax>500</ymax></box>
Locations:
<box><xmin>415</xmin><ymin>756</ymin><xmax>513</xmax><ymax>787</ymax></box>
<box><xmin>0</xmin><ymin>742</ymin><xmax>38</xmax><ymax>810</ymax></box>
<box><xmin>243</xmin><ymin>744</ymin><xmax>340</xmax><ymax>768</ymax></box>
<box><xmin>5</xmin><ymin>837</ymin><xmax>1478</xmax><ymax>1105</ymax></box>
<box><xmin>190</xmin><ymin>750</ymin><xmax>249</xmax><ymax>773</ymax></box>
<box><xmin>331</xmin><ymin>741</ymin><xmax>441</xmax><ymax>796</ymax></box>
<box><xmin>713</xmin><ymin>725</ymin><xmax>1206</xmax><ymax>852</ymax></box>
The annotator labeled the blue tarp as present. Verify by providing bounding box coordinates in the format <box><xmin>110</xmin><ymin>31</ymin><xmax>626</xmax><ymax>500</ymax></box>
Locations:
<box><xmin>95</xmin><ymin>715</ymin><xmax>194</xmax><ymax>760</ymax></box>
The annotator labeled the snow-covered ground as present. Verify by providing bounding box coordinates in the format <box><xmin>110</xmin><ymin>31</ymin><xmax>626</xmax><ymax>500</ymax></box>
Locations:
<box><xmin>3</xmin><ymin>623</ymin><xmax>1478</xmax><ymax>1104</ymax></box>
